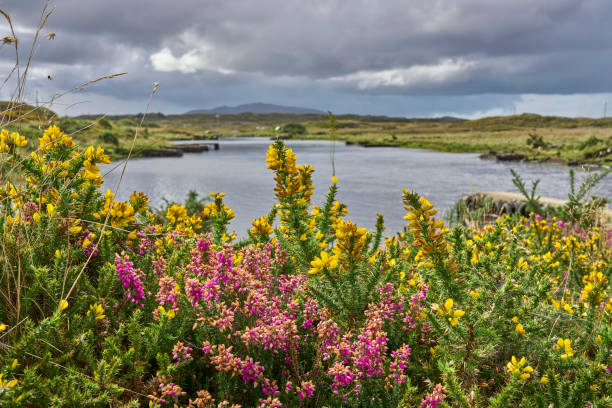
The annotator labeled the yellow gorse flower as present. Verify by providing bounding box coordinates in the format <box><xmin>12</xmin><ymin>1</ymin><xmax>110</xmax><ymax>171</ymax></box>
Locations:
<box><xmin>515</xmin><ymin>323</ymin><xmax>526</xmax><ymax>335</ymax></box>
<box><xmin>309</xmin><ymin>251</ymin><xmax>339</xmax><ymax>275</ymax></box>
<box><xmin>80</xmin><ymin>145</ymin><xmax>110</xmax><ymax>186</ymax></box>
<box><xmin>0</xmin><ymin>373</ymin><xmax>18</xmax><ymax>391</ymax></box>
<box><xmin>157</xmin><ymin>306</ymin><xmax>176</xmax><ymax>319</ymax></box>
<box><xmin>204</xmin><ymin>192</ymin><xmax>235</xmax><ymax>220</ymax></box>
<box><xmin>403</xmin><ymin>191</ymin><xmax>456</xmax><ymax>271</ymax></box>
<box><xmin>580</xmin><ymin>271</ymin><xmax>608</xmax><ymax>305</ymax></box>
<box><xmin>506</xmin><ymin>356</ymin><xmax>534</xmax><ymax>380</ymax></box>
<box><xmin>554</xmin><ymin>338</ymin><xmax>576</xmax><ymax>360</ymax></box>
<box><xmin>46</xmin><ymin>203</ymin><xmax>56</xmax><ymax>217</ymax></box>
<box><xmin>265</xmin><ymin>142</ymin><xmax>315</xmax><ymax>231</ymax></box>
<box><xmin>331</xmin><ymin>219</ymin><xmax>367</xmax><ymax>266</ymax></box>
<box><xmin>251</xmin><ymin>216</ymin><xmax>273</xmax><ymax>238</ymax></box>
<box><xmin>38</xmin><ymin>124</ymin><xmax>74</xmax><ymax>153</ymax></box>
<box><xmin>0</xmin><ymin>129</ymin><xmax>27</xmax><ymax>152</ymax></box>
<box><xmin>166</xmin><ymin>204</ymin><xmax>188</xmax><ymax>224</ymax></box>
<box><xmin>129</xmin><ymin>191</ymin><xmax>150</xmax><ymax>213</ymax></box>
<box><xmin>87</xmin><ymin>303</ymin><xmax>106</xmax><ymax>320</ymax></box>
<box><xmin>433</xmin><ymin>298</ymin><xmax>465</xmax><ymax>326</ymax></box>
<box><xmin>93</xmin><ymin>190</ymin><xmax>136</xmax><ymax>228</ymax></box>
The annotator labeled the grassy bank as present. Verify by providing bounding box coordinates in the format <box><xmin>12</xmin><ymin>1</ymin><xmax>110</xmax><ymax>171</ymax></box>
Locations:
<box><xmin>3</xmin><ymin>103</ymin><xmax>611</xmax><ymax>165</ymax></box>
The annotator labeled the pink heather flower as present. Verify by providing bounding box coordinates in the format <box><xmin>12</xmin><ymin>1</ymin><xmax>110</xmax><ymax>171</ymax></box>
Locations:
<box><xmin>301</xmin><ymin>301</ymin><xmax>320</xmax><ymax>331</ymax></box>
<box><xmin>328</xmin><ymin>362</ymin><xmax>355</xmax><ymax>391</ymax></box>
<box><xmin>157</xmin><ymin>375</ymin><xmax>186</xmax><ymax>404</ymax></box>
<box><xmin>257</xmin><ymin>396</ymin><xmax>283</xmax><ymax>408</ymax></box>
<box><xmin>152</xmin><ymin>256</ymin><xmax>167</xmax><ymax>276</ymax></box>
<box><xmin>420</xmin><ymin>384</ymin><xmax>447</xmax><ymax>408</ymax></box>
<box><xmin>404</xmin><ymin>284</ymin><xmax>429</xmax><ymax>331</ymax></box>
<box><xmin>185</xmin><ymin>277</ymin><xmax>204</xmax><ymax>306</ymax></box>
<box><xmin>389</xmin><ymin>344</ymin><xmax>412</xmax><ymax>384</ymax></box>
<box><xmin>239</xmin><ymin>357</ymin><xmax>265</xmax><ymax>385</ymax></box>
<box><xmin>296</xmin><ymin>380</ymin><xmax>315</xmax><ymax>401</ymax></box>
<box><xmin>156</xmin><ymin>275</ymin><xmax>179</xmax><ymax>310</ymax></box>
<box><xmin>172</xmin><ymin>341</ymin><xmax>192</xmax><ymax>362</ymax></box>
<box><xmin>261</xmin><ymin>378</ymin><xmax>280</xmax><ymax>396</ymax></box>
<box><xmin>114</xmin><ymin>253</ymin><xmax>145</xmax><ymax>307</ymax></box>
<box><xmin>197</xmin><ymin>238</ymin><xmax>211</xmax><ymax>252</ymax></box>
<box><xmin>133</xmin><ymin>227</ymin><xmax>158</xmax><ymax>256</ymax></box>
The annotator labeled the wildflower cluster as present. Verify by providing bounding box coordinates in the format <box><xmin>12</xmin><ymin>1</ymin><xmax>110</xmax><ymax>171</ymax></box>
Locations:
<box><xmin>506</xmin><ymin>356</ymin><xmax>534</xmax><ymax>380</ymax></box>
<box><xmin>0</xmin><ymin>129</ymin><xmax>27</xmax><ymax>152</ymax></box>
<box><xmin>0</xmin><ymin>135</ymin><xmax>610</xmax><ymax>407</ymax></box>
<box><xmin>432</xmin><ymin>298</ymin><xmax>465</xmax><ymax>326</ymax></box>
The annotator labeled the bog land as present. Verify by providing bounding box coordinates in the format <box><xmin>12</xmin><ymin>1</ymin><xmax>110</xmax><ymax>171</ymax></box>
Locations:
<box><xmin>2</xmin><ymin>102</ymin><xmax>612</xmax><ymax>166</ymax></box>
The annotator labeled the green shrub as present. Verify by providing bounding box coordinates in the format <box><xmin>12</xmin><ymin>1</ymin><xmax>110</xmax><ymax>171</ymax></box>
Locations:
<box><xmin>56</xmin><ymin>117</ymin><xmax>89</xmax><ymax>134</ymax></box>
<box><xmin>98</xmin><ymin>131</ymin><xmax>119</xmax><ymax>146</ymax></box>
<box><xmin>116</xmin><ymin>118</ymin><xmax>138</xmax><ymax>127</ymax></box>
<box><xmin>579</xmin><ymin>135</ymin><xmax>603</xmax><ymax>150</ymax></box>
<box><xmin>97</xmin><ymin>117</ymin><xmax>113</xmax><ymax>129</ymax></box>
<box><xmin>281</xmin><ymin>122</ymin><xmax>306</xmax><ymax>134</ymax></box>
<box><xmin>526</xmin><ymin>132</ymin><xmax>549</xmax><ymax>149</ymax></box>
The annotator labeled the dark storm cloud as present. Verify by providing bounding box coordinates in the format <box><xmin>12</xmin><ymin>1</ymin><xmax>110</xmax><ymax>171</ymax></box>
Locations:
<box><xmin>1</xmin><ymin>0</ymin><xmax>612</xmax><ymax>115</ymax></box>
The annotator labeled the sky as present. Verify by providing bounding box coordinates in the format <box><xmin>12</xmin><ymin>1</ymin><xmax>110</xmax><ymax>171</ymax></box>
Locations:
<box><xmin>2</xmin><ymin>0</ymin><xmax>612</xmax><ymax>118</ymax></box>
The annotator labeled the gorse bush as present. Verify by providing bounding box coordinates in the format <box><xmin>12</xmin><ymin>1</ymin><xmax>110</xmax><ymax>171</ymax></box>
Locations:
<box><xmin>579</xmin><ymin>135</ymin><xmax>603</xmax><ymax>150</ymax></box>
<box><xmin>98</xmin><ymin>131</ymin><xmax>119</xmax><ymax>146</ymax></box>
<box><xmin>281</xmin><ymin>123</ymin><xmax>307</xmax><ymax>135</ymax></box>
<box><xmin>0</xmin><ymin>130</ymin><xmax>610</xmax><ymax>407</ymax></box>
<box><xmin>526</xmin><ymin>132</ymin><xmax>548</xmax><ymax>149</ymax></box>
<box><xmin>56</xmin><ymin>117</ymin><xmax>89</xmax><ymax>134</ymax></box>
<box><xmin>97</xmin><ymin>117</ymin><xmax>113</xmax><ymax>129</ymax></box>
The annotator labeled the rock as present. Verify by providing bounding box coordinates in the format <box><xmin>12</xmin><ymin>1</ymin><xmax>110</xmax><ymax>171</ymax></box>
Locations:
<box><xmin>478</xmin><ymin>151</ymin><xmax>526</xmax><ymax>162</ymax></box>
<box><xmin>495</xmin><ymin>153</ymin><xmax>525</xmax><ymax>162</ymax></box>
<box><xmin>584</xmin><ymin>148</ymin><xmax>611</xmax><ymax>159</ymax></box>
<box><xmin>358</xmin><ymin>141</ymin><xmax>396</xmax><ymax>148</ymax></box>
<box><xmin>139</xmin><ymin>148</ymin><xmax>183</xmax><ymax>157</ymax></box>
<box><xmin>501</xmin><ymin>202</ymin><xmax>515</xmax><ymax>215</ymax></box>
<box><xmin>478</xmin><ymin>152</ymin><xmax>497</xmax><ymax>160</ymax></box>
<box><xmin>173</xmin><ymin>144</ymin><xmax>210</xmax><ymax>153</ymax></box>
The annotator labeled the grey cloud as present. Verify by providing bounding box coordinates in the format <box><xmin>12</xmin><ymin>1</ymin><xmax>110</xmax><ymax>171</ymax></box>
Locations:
<box><xmin>1</xmin><ymin>0</ymin><xmax>612</xmax><ymax>116</ymax></box>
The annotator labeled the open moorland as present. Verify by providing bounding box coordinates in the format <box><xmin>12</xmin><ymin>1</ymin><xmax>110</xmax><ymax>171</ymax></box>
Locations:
<box><xmin>3</xmin><ymin>102</ymin><xmax>612</xmax><ymax>166</ymax></box>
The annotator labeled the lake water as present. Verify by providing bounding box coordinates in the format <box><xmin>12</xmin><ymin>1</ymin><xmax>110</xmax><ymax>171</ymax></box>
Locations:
<box><xmin>101</xmin><ymin>138</ymin><xmax>611</xmax><ymax>235</ymax></box>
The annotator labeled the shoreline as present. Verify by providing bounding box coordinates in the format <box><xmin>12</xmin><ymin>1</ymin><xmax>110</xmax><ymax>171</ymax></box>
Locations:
<box><xmin>134</xmin><ymin>135</ymin><xmax>610</xmax><ymax>169</ymax></box>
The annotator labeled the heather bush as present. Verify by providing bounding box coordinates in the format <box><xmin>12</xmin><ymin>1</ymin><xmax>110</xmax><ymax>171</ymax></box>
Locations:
<box><xmin>0</xmin><ymin>131</ymin><xmax>610</xmax><ymax>407</ymax></box>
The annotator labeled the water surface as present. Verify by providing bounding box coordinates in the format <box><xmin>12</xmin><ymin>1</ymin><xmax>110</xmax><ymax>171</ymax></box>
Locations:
<box><xmin>102</xmin><ymin>138</ymin><xmax>611</xmax><ymax>234</ymax></box>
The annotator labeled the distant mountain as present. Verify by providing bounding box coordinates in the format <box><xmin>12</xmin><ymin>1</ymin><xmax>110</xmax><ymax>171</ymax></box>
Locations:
<box><xmin>185</xmin><ymin>102</ymin><xmax>325</xmax><ymax>115</ymax></box>
<box><xmin>437</xmin><ymin>116</ymin><xmax>466</xmax><ymax>121</ymax></box>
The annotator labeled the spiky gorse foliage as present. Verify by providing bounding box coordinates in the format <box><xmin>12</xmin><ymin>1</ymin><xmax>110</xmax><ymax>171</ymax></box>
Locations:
<box><xmin>0</xmin><ymin>134</ymin><xmax>610</xmax><ymax>407</ymax></box>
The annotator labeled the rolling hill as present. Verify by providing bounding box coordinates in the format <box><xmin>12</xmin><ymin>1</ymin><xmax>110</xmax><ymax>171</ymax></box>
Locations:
<box><xmin>185</xmin><ymin>102</ymin><xmax>325</xmax><ymax>115</ymax></box>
